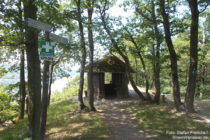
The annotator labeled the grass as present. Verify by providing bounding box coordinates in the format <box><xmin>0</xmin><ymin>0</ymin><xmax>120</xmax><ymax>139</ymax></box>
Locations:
<box><xmin>46</xmin><ymin>100</ymin><xmax>111</xmax><ymax>140</ymax></box>
<box><xmin>126</xmin><ymin>102</ymin><xmax>210</xmax><ymax>140</ymax></box>
<box><xmin>0</xmin><ymin>94</ymin><xmax>111</xmax><ymax>140</ymax></box>
<box><xmin>0</xmin><ymin>118</ymin><xmax>28</xmax><ymax>140</ymax></box>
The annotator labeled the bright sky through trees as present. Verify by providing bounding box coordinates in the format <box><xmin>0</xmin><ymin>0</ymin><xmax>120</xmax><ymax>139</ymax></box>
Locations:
<box><xmin>52</xmin><ymin>1</ymin><xmax>189</xmax><ymax>93</ymax></box>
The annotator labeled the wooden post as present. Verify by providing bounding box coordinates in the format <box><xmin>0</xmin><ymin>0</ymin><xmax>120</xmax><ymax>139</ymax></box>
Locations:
<box><xmin>40</xmin><ymin>32</ymin><xmax>50</xmax><ymax>140</ymax></box>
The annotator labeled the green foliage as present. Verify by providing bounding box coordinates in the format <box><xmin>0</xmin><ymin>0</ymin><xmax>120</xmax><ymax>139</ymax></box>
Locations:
<box><xmin>198</xmin><ymin>85</ymin><xmax>210</xmax><ymax>100</ymax></box>
<box><xmin>0</xmin><ymin>88</ymin><xmax>110</xmax><ymax>140</ymax></box>
<box><xmin>104</xmin><ymin>73</ymin><xmax>112</xmax><ymax>83</ymax></box>
<box><xmin>0</xmin><ymin>86</ymin><xmax>18</xmax><ymax>124</ymax></box>
<box><xmin>51</xmin><ymin>87</ymin><xmax>78</xmax><ymax>104</ymax></box>
<box><xmin>0</xmin><ymin>68</ymin><xmax>7</xmax><ymax>78</ymax></box>
<box><xmin>0</xmin><ymin>118</ymin><xmax>27</xmax><ymax>140</ymax></box>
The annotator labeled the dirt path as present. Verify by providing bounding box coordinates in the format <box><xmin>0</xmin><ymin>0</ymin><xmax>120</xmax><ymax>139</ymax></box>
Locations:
<box><xmin>164</xmin><ymin>94</ymin><xmax>210</xmax><ymax>125</ymax></box>
<box><xmin>195</xmin><ymin>100</ymin><xmax>210</xmax><ymax>117</ymax></box>
<box><xmin>96</xmin><ymin>99</ymin><xmax>153</xmax><ymax>140</ymax></box>
<box><xmin>193</xmin><ymin>100</ymin><xmax>210</xmax><ymax>126</ymax></box>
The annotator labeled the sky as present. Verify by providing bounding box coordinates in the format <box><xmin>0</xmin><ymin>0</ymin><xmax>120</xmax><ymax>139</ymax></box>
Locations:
<box><xmin>51</xmin><ymin>64</ymin><xmax>79</xmax><ymax>93</ymax></box>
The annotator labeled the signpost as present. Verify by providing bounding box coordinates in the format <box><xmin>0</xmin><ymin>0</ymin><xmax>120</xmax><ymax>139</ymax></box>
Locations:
<box><xmin>39</xmin><ymin>41</ymin><xmax>55</xmax><ymax>61</ymax></box>
<box><xmin>25</xmin><ymin>18</ymin><xmax>69</xmax><ymax>140</ymax></box>
<box><xmin>49</xmin><ymin>33</ymin><xmax>69</xmax><ymax>45</ymax></box>
<box><xmin>25</xmin><ymin>18</ymin><xmax>53</xmax><ymax>32</ymax></box>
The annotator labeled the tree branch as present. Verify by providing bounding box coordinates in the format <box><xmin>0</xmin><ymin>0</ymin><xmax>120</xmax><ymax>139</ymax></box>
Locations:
<box><xmin>135</xmin><ymin>8</ymin><xmax>154</xmax><ymax>23</ymax></box>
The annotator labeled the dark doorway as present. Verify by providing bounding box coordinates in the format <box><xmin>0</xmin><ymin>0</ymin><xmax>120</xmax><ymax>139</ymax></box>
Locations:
<box><xmin>105</xmin><ymin>83</ymin><xmax>117</xmax><ymax>99</ymax></box>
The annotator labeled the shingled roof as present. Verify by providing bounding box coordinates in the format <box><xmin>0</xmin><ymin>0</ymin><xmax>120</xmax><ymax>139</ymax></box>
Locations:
<box><xmin>85</xmin><ymin>55</ymin><xmax>135</xmax><ymax>73</ymax></box>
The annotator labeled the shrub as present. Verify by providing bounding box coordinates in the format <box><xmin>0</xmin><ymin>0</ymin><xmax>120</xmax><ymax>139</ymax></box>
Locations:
<box><xmin>0</xmin><ymin>86</ymin><xmax>18</xmax><ymax>124</ymax></box>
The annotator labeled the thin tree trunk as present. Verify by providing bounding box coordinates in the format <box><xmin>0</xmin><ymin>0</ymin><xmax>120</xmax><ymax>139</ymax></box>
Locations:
<box><xmin>159</xmin><ymin>0</ymin><xmax>182</xmax><ymax>111</ymax></box>
<box><xmin>40</xmin><ymin>60</ymin><xmax>50</xmax><ymax>140</ymax></box>
<box><xmin>197</xmin><ymin>19</ymin><xmax>207</xmax><ymax>98</ymax></box>
<box><xmin>185</xmin><ymin>0</ymin><xmax>199</xmax><ymax>113</ymax></box>
<box><xmin>48</xmin><ymin>64</ymin><xmax>54</xmax><ymax>106</ymax></box>
<box><xmin>99</xmin><ymin>9</ymin><xmax>146</xmax><ymax>101</ymax></box>
<box><xmin>48</xmin><ymin>59</ymin><xmax>60</xmax><ymax>106</ymax></box>
<box><xmin>151</xmin><ymin>1</ymin><xmax>161</xmax><ymax>104</ymax></box>
<box><xmin>153</xmin><ymin>42</ymin><xmax>161</xmax><ymax>104</ymax></box>
<box><xmin>134</xmin><ymin>56</ymin><xmax>138</xmax><ymax>84</ymax></box>
<box><xmin>19</xmin><ymin>49</ymin><xmax>26</xmax><ymax>119</ymax></box>
<box><xmin>198</xmin><ymin>11</ymin><xmax>207</xmax><ymax>99</ymax></box>
<box><xmin>199</xmin><ymin>63</ymin><xmax>206</xmax><ymax>98</ymax></box>
<box><xmin>23</xmin><ymin>0</ymin><xmax>41</xmax><ymax>139</ymax></box>
<box><xmin>124</xmin><ymin>28</ymin><xmax>151</xmax><ymax>101</ymax></box>
<box><xmin>17</xmin><ymin>0</ymin><xmax>26</xmax><ymax>120</ymax></box>
<box><xmin>76</xmin><ymin>0</ymin><xmax>87</xmax><ymax>110</ymax></box>
<box><xmin>87</xmin><ymin>0</ymin><xmax>96</xmax><ymax>111</ymax></box>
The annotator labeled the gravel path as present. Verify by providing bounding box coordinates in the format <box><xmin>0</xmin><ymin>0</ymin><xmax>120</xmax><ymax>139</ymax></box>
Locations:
<box><xmin>96</xmin><ymin>99</ymin><xmax>153</xmax><ymax>140</ymax></box>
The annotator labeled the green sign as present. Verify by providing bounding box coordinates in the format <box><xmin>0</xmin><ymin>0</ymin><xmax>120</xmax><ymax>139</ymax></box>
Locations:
<box><xmin>40</xmin><ymin>41</ymin><xmax>55</xmax><ymax>61</ymax></box>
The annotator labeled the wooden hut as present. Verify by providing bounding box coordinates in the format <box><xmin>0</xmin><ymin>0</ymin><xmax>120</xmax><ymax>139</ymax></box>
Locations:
<box><xmin>86</xmin><ymin>55</ymin><xmax>134</xmax><ymax>99</ymax></box>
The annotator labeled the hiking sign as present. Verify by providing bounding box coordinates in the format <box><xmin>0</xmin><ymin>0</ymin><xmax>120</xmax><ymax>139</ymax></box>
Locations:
<box><xmin>40</xmin><ymin>41</ymin><xmax>55</xmax><ymax>61</ymax></box>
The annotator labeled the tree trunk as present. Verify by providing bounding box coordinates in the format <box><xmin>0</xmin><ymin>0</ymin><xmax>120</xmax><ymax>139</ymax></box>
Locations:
<box><xmin>48</xmin><ymin>63</ymin><xmax>54</xmax><ymax>106</ymax></box>
<box><xmin>151</xmin><ymin>1</ymin><xmax>161</xmax><ymax>104</ymax></box>
<box><xmin>48</xmin><ymin>58</ymin><xmax>61</xmax><ymax>106</ymax></box>
<box><xmin>153</xmin><ymin>42</ymin><xmax>161</xmax><ymax>104</ymax></box>
<box><xmin>87</xmin><ymin>0</ymin><xmax>96</xmax><ymax>111</ymax></box>
<box><xmin>19</xmin><ymin>49</ymin><xmax>26</xmax><ymax>119</ymax></box>
<box><xmin>126</xmin><ymin>30</ymin><xmax>151</xmax><ymax>101</ymax></box>
<box><xmin>185</xmin><ymin>0</ymin><xmax>199</xmax><ymax>113</ymax></box>
<box><xmin>23</xmin><ymin>0</ymin><xmax>41</xmax><ymax>139</ymax></box>
<box><xmin>76</xmin><ymin>0</ymin><xmax>87</xmax><ymax>110</ymax></box>
<box><xmin>134</xmin><ymin>56</ymin><xmax>138</xmax><ymax>84</ymax></box>
<box><xmin>17</xmin><ymin>0</ymin><xmax>26</xmax><ymax>120</ymax></box>
<box><xmin>198</xmin><ymin>62</ymin><xmax>206</xmax><ymax>98</ymax></box>
<box><xmin>99</xmin><ymin>10</ymin><xmax>146</xmax><ymax>101</ymax></box>
<box><xmin>197</xmin><ymin>18</ymin><xmax>207</xmax><ymax>98</ymax></box>
<box><xmin>159</xmin><ymin>0</ymin><xmax>182</xmax><ymax>110</ymax></box>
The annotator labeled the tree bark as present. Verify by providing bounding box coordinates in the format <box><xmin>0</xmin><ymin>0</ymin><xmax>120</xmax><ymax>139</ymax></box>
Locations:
<box><xmin>134</xmin><ymin>56</ymin><xmax>138</xmax><ymax>84</ymax></box>
<box><xmin>19</xmin><ymin>49</ymin><xmax>26</xmax><ymax>119</ymax></box>
<box><xmin>153</xmin><ymin>42</ymin><xmax>161</xmax><ymax>104</ymax></box>
<box><xmin>197</xmin><ymin>17</ymin><xmax>207</xmax><ymax>98</ymax></box>
<box><xmin>159</xmin><ymin>0</ymin><xmax>182</xmax><ymax>110</ymax></box>
<box><xmin>23</xmin><ymin>0</ymin><xmax>41</xmax><ymax>139</ymax></box>
<box><xmin>48</xmin><ymin>63</ymin><xmax>54</xmax><ymax>106</ymax></box>
<box><xmin>185</xmin><ymin>0</ymin><xmax>199</xmax><ymax>113</ymax></box>
<box><xmin>151</xmin><ymin>1</ymin><xmax>161</xmax><ymax>104</ymax></box>
<box><xmin>17</xmin><ymin>0</ymin><xmax>26</xmax><ymax>120</ymax></box>
<box><xmin>87</xmin><ymin>0</ymin><xmax>96</xmax><ymax>111</ymax></box>
<box><xmin>99</xmin><ymin>8</ymin><xmax>146</xmax><ymax>101</ymax></box>
<box><xmin>76</xmin><ymin>0</ymin><xmax>87</xmax><ymax>110</ymax></box>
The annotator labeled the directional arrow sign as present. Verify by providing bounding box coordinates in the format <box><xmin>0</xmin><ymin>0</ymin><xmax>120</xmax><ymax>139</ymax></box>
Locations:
<box><xmin>40</xmin><ymin>41</ymin><xmax>55</xmax><ymax>61</ymax></box>
<box><xmin>25</xmin><ymin>18</ymin><xmax>53</xmax><ymax>32</ymax></box>
<box><xmin>49</xmin><ymin>33</ymin><xmax>69</xmax><ymax>45</ymax></box>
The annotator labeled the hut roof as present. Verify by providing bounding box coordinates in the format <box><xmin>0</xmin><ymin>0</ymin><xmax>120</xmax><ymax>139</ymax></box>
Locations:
<box><xmin>86</xmin><ymin>55</ymin><xmax>135</xmax><ymax>73</ymax></box>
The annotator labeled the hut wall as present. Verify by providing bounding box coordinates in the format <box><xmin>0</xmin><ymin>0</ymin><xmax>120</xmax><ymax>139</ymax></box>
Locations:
<box><xmin>93</xmin><ymin>73</ymin><xmax>105</xmax><ymax>99</ymax></box>
<box><xmin>112</xmin><ymin>73</ymin><xmax>129</xmax><ymax>98</ymax></box>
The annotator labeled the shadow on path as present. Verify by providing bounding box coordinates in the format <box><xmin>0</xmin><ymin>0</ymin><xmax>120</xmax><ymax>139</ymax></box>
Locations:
<box><xmin>96</xmin><ymin>99</ymin><xmax>154</xmax><ymax>140</ymax></box>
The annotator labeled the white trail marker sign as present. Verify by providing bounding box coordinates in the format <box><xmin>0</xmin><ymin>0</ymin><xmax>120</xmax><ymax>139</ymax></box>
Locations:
<box><xmin>25</xmin><ymin>18</ymin><xmax>53</xmax><ymax>32</ymax></box>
